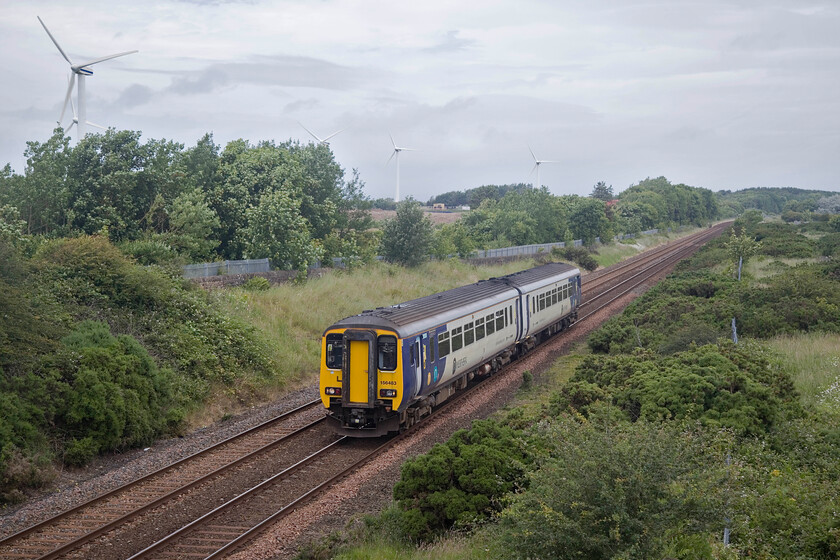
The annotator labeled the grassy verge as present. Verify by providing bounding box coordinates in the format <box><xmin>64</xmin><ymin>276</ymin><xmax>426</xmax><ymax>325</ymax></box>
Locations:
<box><xmin>594</xmin><ymin>227</ymin><xmax>701</xmax><ymax>269</ymax></box>
<box><xmin>767</xmin><ymin>332</ymin><xmax>840</xmax><ymax>411</ymax></box>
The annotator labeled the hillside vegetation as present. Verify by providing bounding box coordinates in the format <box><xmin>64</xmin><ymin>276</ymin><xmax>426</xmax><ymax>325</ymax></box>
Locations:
<box><xmin>319</xmin><ymin>218</ymin><xmax>840</xmax><ymax>559</ymax></box>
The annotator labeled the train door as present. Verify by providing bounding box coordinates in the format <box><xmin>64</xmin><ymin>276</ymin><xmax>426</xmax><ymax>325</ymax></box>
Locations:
<box><xmin>412</xmin><ymin>336</ymin><xmax>423</xmax><ymax>393</ymax></box>
<box><xmin>523</xmin><ymin>295</ymin><xmax>531</xmax><ymax>338</ymax></box>
<box><xmin>342</xmin><ymin>330</ymin><xmax>377</xmax><ymax>407</ymax></box>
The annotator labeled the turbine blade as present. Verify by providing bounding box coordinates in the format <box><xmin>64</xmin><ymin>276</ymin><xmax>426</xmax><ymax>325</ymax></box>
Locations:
<box><xmin>86</xmin><ymin>121</ymin><xmax>107</xmax><ymax>130</ymax></box>
<box><xmin>297</xmin><ymin>121</ymin><xmax>323</xmax><ymax>143</ymax></box>
<box><xmin>64</xmin><ymin>120</ymin><xmax>75</xmax><ymax>133</ymax></box>
<box><xmin>529</xmin><ymin>163</ymin><xmax>538</xmax><ymax>176</ymax></box>
<box><xmin>74</xmin><ymin>50</ymin><xmax>138</xmax><ymax>71</ymax></box>
<box><xmin>389</xmin><ymin>133</ymin><xmax>397</xmax><ymax>149</ymax></box>
<box><xmin>37</xmin><ymin>16</ymin><xmax>73</xmax><ymax>65</ymax></box>
<box><xmin>322</xmin><ymin>129</ymin><xmax>343</xmax><ymax>142</ymax></box>
<box><xmin>59</xmin><ymin>73</ymin><xmax>75</xmax><ymax>124</ymax></box>
<box><xmin>386</xmin><ymin>150</ymin><xmax>396</xmax><ymax>165</ymax></box>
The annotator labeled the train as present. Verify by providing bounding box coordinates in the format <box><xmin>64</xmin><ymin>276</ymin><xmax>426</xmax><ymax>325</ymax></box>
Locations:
<box><xmin>319</xmin><ymin>262</ymin><xmax>581</xmax><ymax>436</ymax></box>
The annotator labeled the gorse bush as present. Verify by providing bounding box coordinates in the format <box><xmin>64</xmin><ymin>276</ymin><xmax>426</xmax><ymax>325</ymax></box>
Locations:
<box><xmin>59</xmin><ymin>321</ymin><xmax>174</xmax><ymax>465</ymax></box>
<box><xmin>390</xmin><ymin>419</ymin><xmax>533</xmax><ymax>542</ymax></box>
<box><xmin>495</xmin><ymin>420</ymin><xmax>728</xmax><ymax>560</ymax></box>
<box><xmin>552</xmin><ymin>342</ymin><xmax>800</xmax><ymax>436</ymax></box>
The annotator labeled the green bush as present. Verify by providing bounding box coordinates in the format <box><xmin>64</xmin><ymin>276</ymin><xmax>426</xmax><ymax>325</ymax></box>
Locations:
<box><xmin>494</xmin><ymin>419</ymin><xmax>727</xmax><ymax>560</ymax></box>
<box><xmin>551</xmin><ymin>245</ymin><xmax>598</xmax><ymax>271</ymax></box>
<box><xmin>817</xmin><ymin>232</ymin><xmax>840</xmax><ymax>257</ymax></box>
<box><xmin>243</xmin><ymin>276</ymin><xmax>271</xmax><ymax>291</ymax></box>
<box><xmin>557</xmin><ymin>342</ymin><xmax>800</xmax><ymax>436</ymax></box>
<box><xmin>119</xmin><ymin>238</ymin><xmax>179</xmax><ymax>265</ymax></box>
<box><xmin>58</xmin><ymin>321</ymin><xmax>174</xmax><ymax>463</ymax></box>
<box><xmin>391</xmin><ymin>419</ymin><xmax>533</xmax><ymax>542</ymax></box>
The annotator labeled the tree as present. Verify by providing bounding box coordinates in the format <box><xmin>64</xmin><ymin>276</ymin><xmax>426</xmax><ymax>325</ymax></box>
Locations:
<box><xmin>238</xmin><ymin>189</ymin><xmax>323</xmax><ymax>272</ymax></box>
<box><xmin>725</xmin><ymin>230</ymin><xmax>761</xmax><ymax>270</ymax></box>
<box><xmin>381</xmin><ymin>198</ymin><xmax>434</xmax><ymax>267</ymax></box>
<box><xmin>567</xmin><ymin>196</ymin><xmax>608</xmax><ymax>245</ymax></box>
<box><xmin>590</xmin><ymin>180</ymin><xmax>614</xmax><ymax>201</ymax></box>
<box><xmin>166</xmin><ymin>189</ymin><xmax>220</xmax><ymax>261</ymax></box>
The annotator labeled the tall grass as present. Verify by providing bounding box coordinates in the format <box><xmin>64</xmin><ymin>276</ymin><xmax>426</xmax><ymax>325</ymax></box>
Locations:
<box><xmin>768</xmin><ymin>332</ymin><xmax>840</xmax><ymax>411</ymax></box>
<box><xmin>595</xmin><ymin>227</ymin><xmax>701</xmax><ymax>269</ymax></box>
<box><xmin>216</xmin><ymin>260</ymin><xmax>539</xmax><ymax>388</ymax></box>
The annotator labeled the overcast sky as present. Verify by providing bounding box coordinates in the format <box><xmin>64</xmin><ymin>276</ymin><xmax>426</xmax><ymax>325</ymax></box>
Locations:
<box><xmin>2</xmin><ymin>0</ymin><xmax>839</xmax><ymax>200</ymax></box>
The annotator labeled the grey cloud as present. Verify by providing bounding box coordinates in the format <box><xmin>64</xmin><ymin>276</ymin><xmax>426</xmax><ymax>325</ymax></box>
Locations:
<box><xmin>283</xmin><ymin>98</ymin><xmax>321</xmax><ymax>113</ymax></box>
<box><xmin>166</xmin><ymin>54</ymin><xmax>369</xmax><ymax>95</ymax></box>
<box><xmin>116</xmin><ymin>84</ymin><xmax>153</xmax><ymax>108</ymax></box>
<box><xmin>424</xmin><ymin>30</ymin><xmax>475</xmax><ymax>54</ymax></box>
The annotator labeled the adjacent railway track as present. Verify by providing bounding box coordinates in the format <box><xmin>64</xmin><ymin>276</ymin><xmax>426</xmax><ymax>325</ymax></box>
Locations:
<box><xmin>0</xmin><ymin>223</ymin><xmax>730</xmax><ymax>560</ymax></box>
<box><xmin>0</xmin><ymin>401</ymin><xmax>328</xmax><ymax>560</ymax></box>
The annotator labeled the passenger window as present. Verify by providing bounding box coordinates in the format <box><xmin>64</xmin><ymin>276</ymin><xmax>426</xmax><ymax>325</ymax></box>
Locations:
<box><xmin>438</xmin><ymin>332</ymin><xmax>450</xmax><ymax>357</ymax></box>
<box><xmin>464</xmin><ymin>322</ymin><xmax>474</xmax><ymax>345</ymax></box>
<box><xmin>486</xmin><ymin>315</ymin><xmax>495</xmax><ymax>335</ymax></box>
<box><xmin>452</xmin><ymin>327</ymin><xmax>463</xmax><ymax>351</ymax></box>
<box><xmin>378</xmin><ymin>335</ymin><xmax>397</xmax><ymax>371</ymax></box>
<box><xmin>495</xmin><ymin>310</ymin><xmax>504</xmax><ymax>331</ymax></box>
<box><xmin>325</xmin><ymin>333</ymin><xmax>343</xmax><ymax>369</ymax></box>
<box><xmin>475</xmin><ymin>318</ymin><xmax>485</xmax><ymax>340</ymax></box>
<box><xmin>552</xmin><ymin>288</ymin><xmax>558</xmax><ymax>305</ymax></box>
<box><xmin>430</xmin><ymin>334</ymin><xmax>437</xmax><ymax>362</ymax></box>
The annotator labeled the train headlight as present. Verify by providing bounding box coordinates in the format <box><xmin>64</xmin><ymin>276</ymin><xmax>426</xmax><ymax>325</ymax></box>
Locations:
<box><xmin>325</xmin><ymin>387</ymin><xmax>342</xmax><ymax>396</ymax></box>
<box><xmin>379</xmin><ymin>389</ymin><xmax>397</xmax><ymax>398</ymax></box>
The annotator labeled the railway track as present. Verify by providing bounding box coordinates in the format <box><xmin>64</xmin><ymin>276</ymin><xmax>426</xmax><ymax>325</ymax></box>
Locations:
<box><xmin>0</xmin><ymin>400</ymin><xmax>328</xmax><ymax>560</ymax></box>
<box><xmin>0</xmin><ymin>223</ymin><xmax>730</xmax><ymax>560</ymax></box>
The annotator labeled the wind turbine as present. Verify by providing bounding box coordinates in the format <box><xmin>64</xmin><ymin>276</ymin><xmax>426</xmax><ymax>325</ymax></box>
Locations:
<box><xmin>62</xmin><ymin>75</ymin><xmax>107</xmax><ymax>134</ymax></box>
<box><xmin>298</xmin><ymin>122</ymin><xmax>342</xmax><ymax>146</ymax></box>
<box><xmin>528</xmin><ymin>145</ymin><xmax>560</xmax><ymax>189</ymax></box>
<box><xmin>386</xmin><ymin>134</ymin><xmax>417</xmax><ymax>203</ymax></box>
<box><xmin>38</xmin><ymin>16</ymin><xmax>137</xmax><ymax>140</ymax></box>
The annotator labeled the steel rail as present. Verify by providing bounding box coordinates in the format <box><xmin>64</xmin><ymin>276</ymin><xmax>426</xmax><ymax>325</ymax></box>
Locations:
<box><xmin>0</xmin><ymin>399</ymin><xmax>323</xmax><ymax>560</ymax></box>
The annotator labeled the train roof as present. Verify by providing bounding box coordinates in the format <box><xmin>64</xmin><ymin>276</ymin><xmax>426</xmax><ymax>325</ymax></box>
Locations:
<box><xmin>327</xmin><ymin>262</ymin><xmax>580</xmax><ymax>337</ymax></box>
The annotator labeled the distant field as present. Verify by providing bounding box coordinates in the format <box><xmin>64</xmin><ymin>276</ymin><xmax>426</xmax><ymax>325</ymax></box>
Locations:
<box><xmin>370</xmin><ymin>208</ymin><xmax>464</xmax><ymax>225</ymax></box>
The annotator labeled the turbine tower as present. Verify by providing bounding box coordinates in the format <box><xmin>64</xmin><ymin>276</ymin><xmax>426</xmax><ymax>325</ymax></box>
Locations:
<box><xmin>528</xmin><ymin>145</ymin><xmax>559</xmax><ymax>189</ymax></box>
<box><xmin>386</xmin><ymin>134</ymin><xmax>416</xmax><ymax>203</ymax></box>
<box><xmin>298</xmin><ymin>122</ymin><xmax>342</xmax><ymax>146</ymax></box>
<box><xmin>38</xmin><ymin>16</ymin><xmax>137</xmax><ymax>140</ymax></box>
<box><xmin>62</xmin><ymin>75</ymin><xmax>107</xmax><ymax>134</ymax></box>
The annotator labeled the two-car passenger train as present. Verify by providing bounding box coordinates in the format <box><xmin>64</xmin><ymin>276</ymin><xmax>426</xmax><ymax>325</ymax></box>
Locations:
<box><xmin>319</xmin><ymin>262</ymin><xmax>581</xmax><ymax>436</ymax></box>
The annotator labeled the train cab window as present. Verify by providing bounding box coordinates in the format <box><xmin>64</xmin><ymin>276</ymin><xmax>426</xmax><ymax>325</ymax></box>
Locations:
<box><xmin>486</xmin><ymin>314</ymin><xmax>496</xmax><ymax>335</ymax></box>
<box><xmin>378</xmin><ymin>335</ymin><xmax>397</xmax><ymax>371</ymax></box>
<box><xmin>475</xmin><ymin>318</ymin><xmax>485</xmax><ymax>340</ymax></box>
<box><xmin>495</xmin><ymin>310</ymin><xmax>504</xmax><ymax>331</ymax></box>
<box><xmin>438</xmin><ymin>332</ymin><xmax>450</xmax><ymax>357</ymax></box>
<box><xmin>325</xmin><ymin>333</ymin><xmax>344</xmax><ymax>369</ymax></box>
<box><xmin>452</xmin><ymin>327</ymin><xmax>464</xmax><ymax>351</ymax></box>
<box><xmin>464</xmin><ymin>322</ymin><xmax>475</xmax><ymax>346</ymax></box>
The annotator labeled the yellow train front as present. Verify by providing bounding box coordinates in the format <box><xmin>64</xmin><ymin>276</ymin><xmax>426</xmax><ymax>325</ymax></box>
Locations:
<box><xmin>320</xmin><ymin>324</ymin><xmax>406</xmax><ymax>435</ymax></box>
<box><xmin>319</xmin><ymin>262</ymin><xmax>581</xmax><ymax>437</ymax></box>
